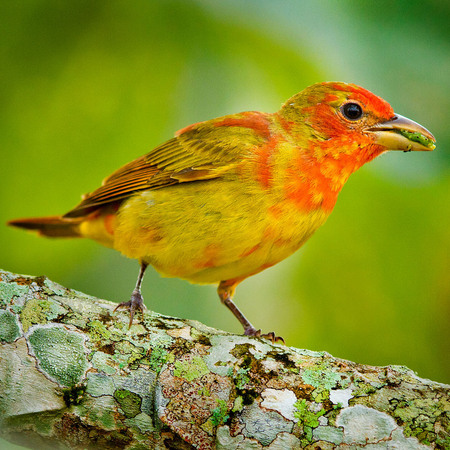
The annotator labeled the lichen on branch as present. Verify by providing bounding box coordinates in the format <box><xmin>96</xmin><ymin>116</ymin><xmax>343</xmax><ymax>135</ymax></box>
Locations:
<box><xmin>0</xmin><ymin>270</ymin><xmax>448</xmax><ymax>449</ymax></box>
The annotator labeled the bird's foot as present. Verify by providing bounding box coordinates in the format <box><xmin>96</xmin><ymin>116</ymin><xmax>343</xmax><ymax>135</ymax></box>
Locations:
<box><xmin>113</xmin><ymin>290</ymin><xmax>146</xmax><ymax>328</ymax></box>
<box><xmin>244</xmin><ymin>327</ymin><xmax>285</xmax><ymax>344</ymax></box>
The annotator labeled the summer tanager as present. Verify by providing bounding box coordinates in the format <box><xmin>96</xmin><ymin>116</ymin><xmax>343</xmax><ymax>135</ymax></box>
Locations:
<box><xmin>8</xmin><ymin>82</ymin><xmax>435</xmax><ymax>341</ymax></box>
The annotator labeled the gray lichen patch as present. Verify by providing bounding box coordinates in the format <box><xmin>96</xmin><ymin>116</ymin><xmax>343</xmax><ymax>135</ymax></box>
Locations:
<box><xmin>336</xmin><ymin>404</ymin><xmax>426</xmax><ymax>448</ymax></box>
<box><xmin>90</xmin><ymin>351</ymin><xmax>117</xmax><ymax>375</ymax></box>
<box><xmin>0</xmin><ymin>338</ymin><xmax>66</xmax><ymax>423</ymax></box>
<box><xmin>215</xmin><ymin>425</ymin><xmax>245</xmax><ymax>449</ymax></box>
<box><xmin>124</xmin><ymin>412</ymin><xmax>154</xmax><ymax>434</ymax></box>
<box><xmin>261</xmin><ymin>388</ymin><xmax>297</xmax><ymax>421</ymax></box>
<box><xmin>204</xmin><ymin>335</ymin><xmax>273</xmax><ymax>377</ymax></box>
<box><xmin>313</xmin><ymin>425</ymin><xmax>344</xmax><ymax>445</ymax></box>
<box><xmin>73</xmin><ymin>395</ymin><xmax>118</xmax><ymax>431</ymax></box>
<box><xmin>0</xmin><ymin>279</ymin><xmax>29</xmax><ymax>305</ymax></box>
<box><xmin>0</xmin><ymin>310</ymin><xmax>20</xmax><ymax>342</ymax></box>
<box><xmin>119</xmin><ymin>368</ymin><xmax>156</xmax><ymax>417</ymax></box>
<box><xmin>28</xmin><ymin>325</ymin><xmax>89</xmax><ymax>387</ymax></box>
<box><xmin>241</xmin><ymin>401</ymin><xmax>293</xmax><ymax>445</ymax></box>
<box><xmin>43</xmin><ymin>278</ymin><xmax>67</xmax><ymax>296</ymax></box>
<box><xmin>60</xmin><ymin>293</ymin><xmax>115</xmax><ymax>320</ymax></box>
<box><xmin>86</xmin><ymin>372</ymin><xmax>116</xmax><ymax>397</ymax></box>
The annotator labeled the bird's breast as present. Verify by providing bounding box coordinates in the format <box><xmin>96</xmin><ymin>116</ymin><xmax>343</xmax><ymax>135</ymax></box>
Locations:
<box><xmin>112</xmin><ymin>176</ymin><xmax>331</xmax><ymax>284</ymax></box>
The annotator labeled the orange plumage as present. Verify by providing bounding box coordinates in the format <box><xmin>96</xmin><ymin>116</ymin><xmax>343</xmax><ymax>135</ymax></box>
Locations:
<box><xmin>8</xmin><ymin>82</ymin><xmax>435</xmax><ymax>340</ymax></box>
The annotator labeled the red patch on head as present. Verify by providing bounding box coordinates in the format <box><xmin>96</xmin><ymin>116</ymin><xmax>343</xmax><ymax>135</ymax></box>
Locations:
<box><xmin>302</xmin><ymin>83</ymin><xmax>395</xmax><ymax>143</ymax></box>
<box><xmin>324</xmin><ymin>93</ymin><xmax>339</xmax><ymax>103</ymax></box>
<box><xmin>280</xmin><ymin>82</ymin><xmax>390</xmax><ymax>213</ymax></box>
<box><xmin>331</xmin><ymin>83</ymin><xmax>394</xmax><ymax>120</ymax></box>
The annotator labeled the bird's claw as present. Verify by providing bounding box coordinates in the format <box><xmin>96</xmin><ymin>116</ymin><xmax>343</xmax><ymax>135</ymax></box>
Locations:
<box><xmin>114</xmin><ymin>290</ymin><xmax>146</xmax><ymax>328</ymax></box>
<box><xmin>245</xmin><ymin>328</ymin><xmax>285</xmax><ymax>344</ymax></box>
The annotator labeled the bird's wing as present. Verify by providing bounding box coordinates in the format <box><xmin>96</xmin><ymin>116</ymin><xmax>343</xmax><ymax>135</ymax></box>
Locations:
<box><xmin>64</xmin><ymin>111</ymin><xmax>271</xmax><ymax>218</ymax></box>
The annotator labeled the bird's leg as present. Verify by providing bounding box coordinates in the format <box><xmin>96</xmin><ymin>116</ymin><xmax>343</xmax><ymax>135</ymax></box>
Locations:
<box><xmin>218</xmin><ymin>280</ymin><xmax>255</xmax><ymax>335</ymax></box>
<box><xmin>114</xmin><ymin>261</ymin><xmax>148</xmax><ymax>327</ymax></box>
<box><xmin>218</xmin><ymin>280</ymin><xmax>284</xmax><ymax>344</ymax></box>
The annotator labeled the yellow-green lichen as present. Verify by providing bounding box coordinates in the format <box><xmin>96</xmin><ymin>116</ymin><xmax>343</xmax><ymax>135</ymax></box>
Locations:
<box><xmin>294</xmin><ymin>399</ymin><xmax>326</xmax><ymax>443</ymax></box>
<box><xmin>0</xmin><ymin>310</ymin><xmax>20</xmax><ymax>342</ymax></box>
<box><xmin>392</xmin><ymin>396</ymin><xmax>448</xmax><ymax>446</ymax></box>
<box><xmin>28</xmin><ymin>326</ymin><xmax>89</xmax><ymax>387</ymax></box>
<box><xmin>352</xmin><ymin>381</ymin><xmax>378</xmax><ymax>397</ymax></box>
<box><xmin>210</xmin><ymin>399</ymin><xmax>229</xmax><ymax>427</ymax></box>
<box><xmin>87</xmin><ymin>320</ymin><xmax>112</xmax><ymax>342</ymax></box>
<box><xmin>114</xmin><ymin>389</ymin><xmax>142</xmax><ymax>418</ymax></box>
<box><xmin>0</xmin><ymin>281</ymin><xmax>28</xmax><ymax>304</ymax></box>
<box><xmin>311</xmin><ymin>385</ymin><xmax>330</xmax><ymax>402</ymax></box>
<box><xmin>198</xmin><ymin>386</ymin><xmax>210</xmax><ymax>397</ymax></box>
<box><xmin>232</xmin><ymin>396</ymin><xmax>244</xmax><ymax>413</ymax></box>
<box><xmin>301</xmin><ymin>367</ymin><xmax>340</xmax><ymax>390</ymax></box>
<box><xmin>20</xmin><ymin>298</ymin><xmax>52</xmax><ymax>332</ymax></box>
<box><xmin>149</xmin><ymin>346</ymin><xmax>168</xmax><ymax>373</ymax></box>
<box><xmin>200</xmin><ymin>418</ymin><xmax>215</xmax><ymax>436</ymax></box>
<box><xmin>173</xmin><ymin>356</ymin><xmax>209</xmax><ymax>381</ymax></box>
<box><xmin>234</xmin><ymin>367</ymin><xmax>250</xmax><ymax>390</ymax></box>
<box><xmin>114</xmin><ymin>340</ymin><xmax>146</xmax><ymax>366</ymax></box>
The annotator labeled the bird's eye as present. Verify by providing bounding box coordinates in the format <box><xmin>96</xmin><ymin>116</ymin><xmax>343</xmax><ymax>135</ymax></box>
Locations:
<box><xmin>341</xmin><ymin>102</ymin><xmax>363</xmax><ymax>121</ymax></box>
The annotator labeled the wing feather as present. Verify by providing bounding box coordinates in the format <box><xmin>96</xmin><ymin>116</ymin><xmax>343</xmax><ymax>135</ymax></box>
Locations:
<box><xmin>64</xmin><ymin>112</ymin><xmax>271</xmax><ymax>218</ymax></box>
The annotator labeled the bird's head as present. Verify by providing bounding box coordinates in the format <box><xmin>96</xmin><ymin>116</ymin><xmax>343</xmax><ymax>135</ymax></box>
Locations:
<box><xmin>278</xmin><ymin>82</ymin><xmax>435</xmax><ymax>165</ymax></box>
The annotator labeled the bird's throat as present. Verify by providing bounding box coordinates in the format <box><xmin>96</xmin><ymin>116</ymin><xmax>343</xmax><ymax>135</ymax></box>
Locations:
<box><xmin>284</xmin><ymin>143</ymin><xmax>383</xmax><ymax>213</ymax></box>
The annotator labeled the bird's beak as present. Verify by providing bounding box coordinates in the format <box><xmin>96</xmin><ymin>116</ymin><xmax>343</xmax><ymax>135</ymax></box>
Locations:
<box><xmin>367</xmin><ymin>114</ymin><xmax>435</xmax><ymax>151</ymax></box>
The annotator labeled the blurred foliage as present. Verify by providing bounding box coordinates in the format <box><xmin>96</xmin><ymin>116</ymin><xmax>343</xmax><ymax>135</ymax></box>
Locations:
<box><xmin>1</xmin><ymin>0</ymin><xmax>449</xmax><ymax>406</ymax></box>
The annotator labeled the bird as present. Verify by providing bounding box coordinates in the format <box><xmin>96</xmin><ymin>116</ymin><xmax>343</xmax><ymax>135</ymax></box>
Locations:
<box><xmin>8</xmin><ymin>82</ymin><xmax>435</xmax><ymax>341</ymax></box>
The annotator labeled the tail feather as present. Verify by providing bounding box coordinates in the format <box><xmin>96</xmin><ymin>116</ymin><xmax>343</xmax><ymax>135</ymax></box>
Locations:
<box><xmin>7</xmin><ymin>216</ymin><xmax>82</xmax><ymax>238</ymax></box>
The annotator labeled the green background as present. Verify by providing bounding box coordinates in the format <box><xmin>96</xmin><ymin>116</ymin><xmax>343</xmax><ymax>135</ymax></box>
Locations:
<box><xmin>1</xmin><ymin>2</ymin><xmax>448</xmax><ymax>424</ymax></box>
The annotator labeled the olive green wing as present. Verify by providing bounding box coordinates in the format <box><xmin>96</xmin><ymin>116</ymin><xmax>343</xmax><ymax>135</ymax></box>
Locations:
<box><xmin>63</xmin><ymin>112</ymin><xmax>269</xmax><ymax>218</ymax></box>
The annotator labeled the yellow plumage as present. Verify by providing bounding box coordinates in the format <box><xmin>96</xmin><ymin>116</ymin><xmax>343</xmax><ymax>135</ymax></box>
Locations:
<box><xmin>8</xmin><ymin>82</ymin><xmax>435</xmax><ymax>338</ymax></box>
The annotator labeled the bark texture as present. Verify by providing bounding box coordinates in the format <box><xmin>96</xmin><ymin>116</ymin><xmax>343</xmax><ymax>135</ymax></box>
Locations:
<box><xmin>0</xmin><ymin>269</ymin><xmax>448</xmax><ymax>449</ymax></box>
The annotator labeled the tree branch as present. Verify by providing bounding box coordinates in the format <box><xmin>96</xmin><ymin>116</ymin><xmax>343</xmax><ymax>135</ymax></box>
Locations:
<box><xmin>0</xmin><ymin>269</ymin><xmax>448</xmax><ymax>449</ymax></box>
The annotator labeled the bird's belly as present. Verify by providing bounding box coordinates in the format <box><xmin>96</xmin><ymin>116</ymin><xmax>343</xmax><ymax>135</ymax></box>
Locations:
<box><xmin>113</xmin><ymin>181</ymin><xmax>329</xmax><ymax>283</ymax></box>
